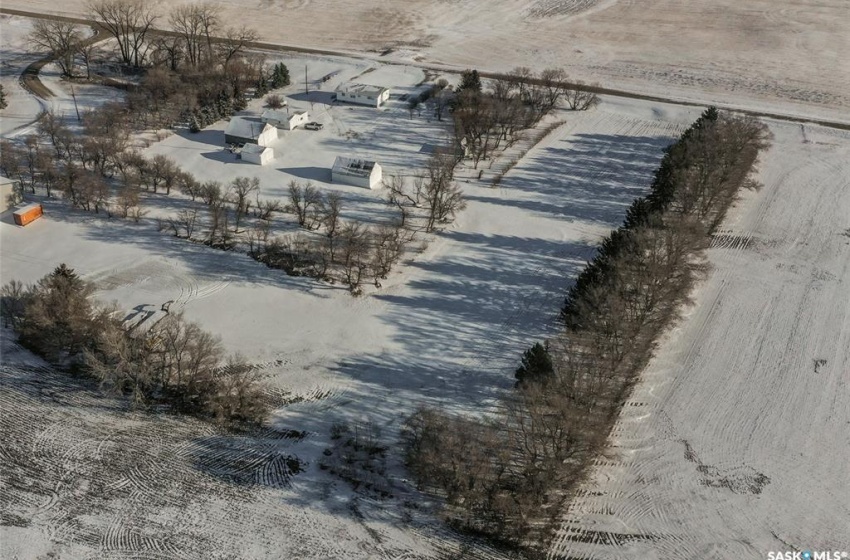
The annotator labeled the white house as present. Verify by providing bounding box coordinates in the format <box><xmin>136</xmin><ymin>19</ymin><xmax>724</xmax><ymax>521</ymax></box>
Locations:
<box><xmin>331</xmin><ymin>156</ymin><xmax>382</xmax><ymax>189</ymax></box>
<box><xmin>262</xmin><ymin>109</ymin><xmax>309</xmax><ymax>130</ymax></box>
<box><xmin>335</xmin><ymin>83</ymin><xmax>390</xmax><ymax>108</ymax></box>
<box><xmin>224</xmin><ymin>117</ymin><xmax>277</xmax><ymax>146</ymax></box>
<box><xmin>241</xmin><ymin>144</ymin><xmax>274</xmax><ymax>166</ymax></box>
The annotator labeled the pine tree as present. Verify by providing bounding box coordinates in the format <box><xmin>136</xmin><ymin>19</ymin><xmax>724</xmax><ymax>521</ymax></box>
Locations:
<box><xmin>270</xmin><ymin>63</ymin><xmax>290</xmax><ymax>89</ymax></box>
<box><xmin>456</xmin><ymin>69</ymin><xmax>482</xmax><ymax>94</ymax></box>
<box><xmin>0</xmin><ymin>84</ymin><xmax>7</xmax><ymax>110</ymax></box>
<box><xmin>514</xmin><ymin>341</ymin><xmax>554</xmax><ymax>387</ymax></box>
<box><xmin>256</xmin><ymin>74</ymin><xmax>269</xmax><ymax>97</ymax></box>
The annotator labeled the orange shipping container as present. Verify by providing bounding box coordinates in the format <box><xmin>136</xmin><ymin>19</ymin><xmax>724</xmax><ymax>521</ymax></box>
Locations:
<box><xmin>13</xmin><ymin>203</ymin><xmax>43</xmax><ymax>226</ymax></box>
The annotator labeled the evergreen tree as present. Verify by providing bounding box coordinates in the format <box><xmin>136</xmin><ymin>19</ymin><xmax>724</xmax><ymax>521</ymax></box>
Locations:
<box><xmin>0</xmin><ymin>84</ymin><xmax>7</xmax><ymax>110</ymax></box>
<box><xmin>18</xmin><ymin>264</ymin><xmax>105</xmax><ymax>363</ymax></box>
<box><xmin>270</xmin><ymin>63</ymin><xmax>290</xmax><ymax>89</ymax></box>
<box><xmin>256</xmin><ymin>74</ymin><xmax>269</xmax><ymax>97</ymax></box>
<box><xmin>514</xmin><ymin>342</ymin><xmax>554</xmax><ymax>387</ymax></box>
<box><xmin>456</xmin><ymin>69</ymin><xmax>482</xmax><ymax>94</ymax></box>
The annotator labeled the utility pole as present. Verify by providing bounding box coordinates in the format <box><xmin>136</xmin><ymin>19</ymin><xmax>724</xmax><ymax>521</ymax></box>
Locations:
<box><xmin>70</xmin><ymin>83</ymin><xmax>81</xmax><ymax>122</ymax></box>
<box><xmin>305</xmin><ymin>65</ymin><xmax>308</xmax><ymax>96</ymax></box>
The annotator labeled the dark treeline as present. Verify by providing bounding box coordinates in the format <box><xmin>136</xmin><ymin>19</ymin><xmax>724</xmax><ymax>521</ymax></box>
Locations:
<box><xmin>403</xmin><ymin>108</ymin><xmax>771</xmax><ymax>550</ymax></box>
<box><xmin>1</xmin><ymin>264</ymin><xmax>269</xmax><ymax>424</ymax></box>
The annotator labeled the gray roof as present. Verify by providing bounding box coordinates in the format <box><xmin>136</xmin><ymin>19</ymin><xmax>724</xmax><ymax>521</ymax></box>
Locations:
<box><xmin>332</xmin><ymin>156</ymin><xmax>379</xmax><ymax>178</ymax></box>
<box><xmin>225</xmin><ymin>117</ymin><xmax>271</xmax><ymax>139</ymax></box>
<box><xmin>335</xmin><ymin>83</ymin><xmax>389</xmax><ymax>96</ymax></box>
<box><xmin>242</xmin><ymin>144</ymin><xmax>270</xmax><ymax>154</ymax></box>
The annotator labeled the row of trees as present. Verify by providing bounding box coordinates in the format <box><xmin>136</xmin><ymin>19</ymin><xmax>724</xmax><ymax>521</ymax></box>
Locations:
<box><xmin>1</xmin><ymin>265</ymin><xmax>268</xmax><ymax>424</ymax></box>
<box><xmin>403</xmin><ymin>109</ymin><xmax>771</xmax><ymax>548</ymax></box>
<box><xmin>28</xmin><ymin>0</ymin><xmax>286</xmax><ymax>132</ymax></box>
<box><xmin>451</xmin><ymin>67</ymin><xmax>600</xmax><ymax>168</ymax></box>
<box><xmin>248</xmin><ymin>151</ymin><xmax>465</xmax><ymax>294</ymax></box>
<box><xmin>86</xmin><ymin>0</ymin><xmax>257</xmax><ymax>71</ymax></box>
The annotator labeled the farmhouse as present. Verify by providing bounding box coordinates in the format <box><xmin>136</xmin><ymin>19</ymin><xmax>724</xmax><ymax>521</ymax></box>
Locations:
<box><xmin>224</xmin><ymin>117</ymin><xmax>277</xmax><ymax>146</ymax></box>
<box><xmin>331</xmin><ymin>156</ymin><xmax>382</xmax><ymax>189</ymax></box>
<box><xmin>262</xmin><ymin>109</ymin><xmax>310</xmax><ymax>130</ymax></box>
<box><xmin>335</xmin><ymin>83</ymin><xmax>390</xmax><ymax>108</ymax></box>
<box><xmin>241</xmin><ymin>144</ymin><xmax>275</xmax><ymax>166</ymax></box>
<box><xmin>0</xmin><ymin>176</ymin><xmax>22</xmax><ymax>213</ymax></box>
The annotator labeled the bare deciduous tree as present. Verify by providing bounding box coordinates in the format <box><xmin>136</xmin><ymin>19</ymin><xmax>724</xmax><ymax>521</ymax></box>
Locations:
<box><xmin>28</xmin><ymin>20</ymin><xmax>83</xmax><ymax>78</ymax></box>
<box><xmin>229</xmin><ymin>176</ymin><xmax>260</xmax><ymax>232</ymax></box>
<box><xmin>564</xmin><ymin>81</ymin><xmax>601</xmax><ymax>111</ymax></box>
<box><xmin>88</xmin><ymin>0</ymin><xmax>159</xmax><ymax>68</ymax></box>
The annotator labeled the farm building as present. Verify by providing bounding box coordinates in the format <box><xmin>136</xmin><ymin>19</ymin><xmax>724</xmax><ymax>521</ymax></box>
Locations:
<box><xmin>224</xmin><ymin>117</ymin><xmax>277</xmax><ymax>146</ymax></box>
<box><xmin>335</xmin><ymin>83</ymin><xmax>390</xmax><ymax>108</ymax></box>
<box><xmin>13</xmin><ymin>202</ymin><xmax>43</xmax><ymax>226</ymax></box>
<box><xmin>0</xmin><ymin>176</ymin><xmax>22</xmax><ymax>213</ymax></box>
<box><xmin>241</xmin><ymin>144</ymin><xmax>275</xmax><ymax>166</ymax></box>
<box><xmin>331</xmin><ymin>156</ymin><xmax>383</xmax><ymax>189</ymax></box>
<box><xmin>262</xmin><ymin>109</ymin><xmax>310</xmax><ymax>130</ymax></box>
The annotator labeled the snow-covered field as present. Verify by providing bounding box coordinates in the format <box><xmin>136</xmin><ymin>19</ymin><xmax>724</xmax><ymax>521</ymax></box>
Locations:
<box><xmin>4</xmin><ymin>0</ymin><xmax>849</xmax><ymax>125</ymax></box>
<box><xmin>2</xmin><ymin>5</ymin><xmax>849</xmax><ymax>558</ymax></box>
<box><xmin>550</xmin><ymin>121</ymin><xmax>850</xmax><ymax>559</ymax></box>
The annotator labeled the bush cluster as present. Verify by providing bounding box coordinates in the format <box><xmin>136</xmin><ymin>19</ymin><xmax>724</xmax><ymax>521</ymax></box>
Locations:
<box><xmin>1</xmin><ymin>265</ymin><xmax>269</xmax><ymax>425</ymax></box>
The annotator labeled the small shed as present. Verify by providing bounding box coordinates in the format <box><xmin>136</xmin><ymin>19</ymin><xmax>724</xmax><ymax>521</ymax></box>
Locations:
<box><xmin>241</xmin><ymin>144</ymin><xmax>274</xmax><ymax>166</ymax></box>
<box><xmin>335</xmin><ymin>83</ymin><xmax>390</xmax><ymax>108</ymax></box>
<box><xmin>224</xmin><ymin>117</ymin><xmax>277</xmax><ymax>146</ymax></box>
<box><xmin>13</xmin><ymin>202</ymin><xmax>43</xmax><ymax>226</ymax></box>
<box><xmin>0</xmin><ymin>176</ymin><xmax>22</xmax><ymax>214</ymax></box>
<box><xmin>262</xmin><ymin>109</ymin><xmax>309</xmax><ymax>130</ymax></box>
<box><xmin>331</xmin><ymin>156</ymin><xmax>382</xmax><ymax>189</ymax></box>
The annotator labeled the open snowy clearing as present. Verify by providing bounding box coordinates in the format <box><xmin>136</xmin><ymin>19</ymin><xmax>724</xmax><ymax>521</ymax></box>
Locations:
<box><xmin>1</xmin><ymin>89</ymin><xmax>700</xmax><ymax>556</ymax></box>
<box><xmin>4</xmin><ymin>0</ymin><xmax>849</xmax><ymax>125</ymax></box>
<box><xmin>549</xmin><ymin>121</ymin><xmax>850</xmax><ymax>559</ymax></box>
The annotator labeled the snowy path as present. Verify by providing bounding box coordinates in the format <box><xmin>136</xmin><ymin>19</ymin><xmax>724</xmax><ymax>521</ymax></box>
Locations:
<box><xmin>549</xmin><ymin>122</ymin><xmax>850</xmax><ymax>559</ymax></box>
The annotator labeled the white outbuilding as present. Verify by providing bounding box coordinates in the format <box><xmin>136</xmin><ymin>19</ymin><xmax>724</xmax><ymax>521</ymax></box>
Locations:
<box><xmin>262</xmin><ymin>109</ymin><xmax>310</xmax><ymax>130</ymax></box>
<box><xmin>224</xmin><ymin>117</ymin><xmax>277</xmax><ymax>146</ymax></box>
<box><xmin>241</xmin><ymin>144</ymin><xmax>275</xmax><ymax>166</ymax></box>
<box><xmin>335</xmin><ymin>83</ymin><xmax>390</xmax><ymax>108</ymax></box>
<box><xmin>331</xmin><ymin>156</ymin><xmax>382</xmax><ymax>189</ymax></box>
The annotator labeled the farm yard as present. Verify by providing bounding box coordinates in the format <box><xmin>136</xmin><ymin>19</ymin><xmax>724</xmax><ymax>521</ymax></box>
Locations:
<box><xmin>2</xmin><ymin>3</ymin><xmax>849</xmax><ymax>560</ymax></box>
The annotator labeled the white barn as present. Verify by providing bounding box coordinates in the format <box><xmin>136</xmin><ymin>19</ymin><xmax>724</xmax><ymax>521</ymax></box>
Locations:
<box><xmin>335</xmin><ymin>83</ymin><xmax>390</xmax><ymax>108</ymax></box>
<box><xmin>224</xmin><ymin>117</ymin><xmax>277</xmax><ymax>146</ymax></box>
<box><xmin>331</xmin><ymin>156</ymin><xmax>382</xmax><ymax>189</ymax></box>
<box><xmin>241</xmin><ymin>144</ymin><xmax>274</xmax><ymax>166</ymax></box>
<box><xmin>262</xmin><ymin>109</ymin><xmax>309</xmax><ymax>130</ymax></box>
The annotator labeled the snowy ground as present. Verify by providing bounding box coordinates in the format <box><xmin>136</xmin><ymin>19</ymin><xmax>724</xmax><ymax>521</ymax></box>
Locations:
<box><xmin>4</xmin><ymin>0</ymin><xmax>849</xmax><ymax>125</ymax></box>
<box><xmin>3</xmin><ymin>7</ymin><xmax>848</xmax><ymax>558</ymax></box>
<box><xmin>549</xmin><ymin>121</ymin><xmax>850</xmax><ymax>559</ymax></box>
<box><xmin>0</xmin><ymin>15</ymin><xmax>123</xmax><ymax>137</ymax></box>
<box><xmin>0</xmin><ymin>84</ymin><xmax>699</xmax><ymax>556</ymax></box>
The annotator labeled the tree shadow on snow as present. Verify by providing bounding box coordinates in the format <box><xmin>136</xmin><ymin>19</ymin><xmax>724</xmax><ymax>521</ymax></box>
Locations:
<box><xmin>475</xmin><ymin>133</ymin><xmax>674</xmax><ymax>224</ymax></box>
<box><xmin>279</xmin><ymin>166</ymin><xmax>331</xmax><ymax>182</ymax></box>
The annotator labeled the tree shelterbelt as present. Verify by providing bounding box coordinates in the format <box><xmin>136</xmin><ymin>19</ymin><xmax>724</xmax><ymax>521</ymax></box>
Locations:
<box><xmin>1</xmin><ymin>264</ymin><xmax>269</xmax><ymax>424</ymax></box>
<box><xmin>403</xmin><ymin>108</ymin><xmax>771</xmax><ymax>550</ymax></box>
